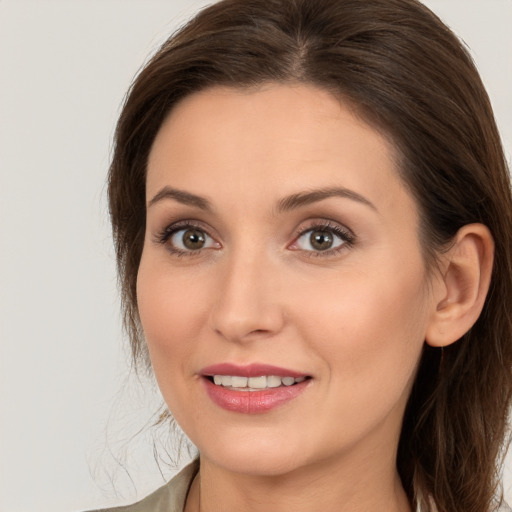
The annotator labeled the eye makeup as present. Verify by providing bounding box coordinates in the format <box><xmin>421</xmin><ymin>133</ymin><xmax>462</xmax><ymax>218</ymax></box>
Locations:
<box><xmin>152</xmin><ymin>216</ymin><xmax>356</xmax><ymax>259</ymax></box>
<box><xmin>288</xmin><ymin>219</ymin><xmax>356</xmax><ymax>259</ymax></box>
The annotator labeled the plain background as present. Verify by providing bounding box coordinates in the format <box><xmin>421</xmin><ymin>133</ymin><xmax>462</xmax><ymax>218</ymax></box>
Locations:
<box><xmin>0</xmin><ymin>1</ymin><xmax>511</xmax><ymax>511</ymax></box>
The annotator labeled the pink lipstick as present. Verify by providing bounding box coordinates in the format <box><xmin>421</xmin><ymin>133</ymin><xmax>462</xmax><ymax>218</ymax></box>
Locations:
<box><xmin>200</xmin><ymin>363</ymin><xmax>311</xmax><ymax>414</ymax></box>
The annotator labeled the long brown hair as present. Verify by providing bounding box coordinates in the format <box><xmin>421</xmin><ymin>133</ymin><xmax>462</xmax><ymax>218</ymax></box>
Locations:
<box><xmin>108</xmin><ymin>1</ymin><xmax>512</xmax><ymax>510</ymax></box>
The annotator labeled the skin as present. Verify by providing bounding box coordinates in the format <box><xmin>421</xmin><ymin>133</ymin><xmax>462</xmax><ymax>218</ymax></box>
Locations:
<box><xmin>137</xmin><ymin>83</ymin><xmax>446</xmax><ymax>512</ymax></box>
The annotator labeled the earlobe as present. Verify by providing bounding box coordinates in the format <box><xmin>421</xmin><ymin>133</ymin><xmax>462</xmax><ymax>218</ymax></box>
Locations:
<box><xmin>425</xmin><ymin>224</ymin><xmax>494</xmax><ymax>348</ymax></box>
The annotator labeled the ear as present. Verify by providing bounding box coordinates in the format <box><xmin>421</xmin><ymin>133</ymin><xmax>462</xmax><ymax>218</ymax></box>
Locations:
<box><xmin>425</xmin><ymin>223</ymin><xmax>494</xmax><ymax>348</ymax></box>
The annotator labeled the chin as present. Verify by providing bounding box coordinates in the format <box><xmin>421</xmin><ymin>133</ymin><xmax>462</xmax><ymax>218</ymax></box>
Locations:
<box><xmin>195</xmin><ymin>428</ymin><xmax>313</xmax><ymax>477</ymax></box>
<box><xmin>209</xmin><ymin>450</ymin><xmax>309</xmax><ymax>478</ymax></box>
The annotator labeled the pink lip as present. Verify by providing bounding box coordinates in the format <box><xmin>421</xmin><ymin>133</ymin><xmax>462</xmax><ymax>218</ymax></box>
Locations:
<box><xmin>200</xmin><ymin>363</ymin><xmax>308</xmax><ymax>378</ymax></box>
<box><xmin>199</xmin><ymin>363</ymin><xmax>311</xmax><ymax>414</ymax></box>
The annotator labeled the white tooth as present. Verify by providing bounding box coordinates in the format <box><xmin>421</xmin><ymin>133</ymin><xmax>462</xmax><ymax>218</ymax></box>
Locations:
<box><xmin>267</xmin><ymin>375</ymin><xmax>282</xmax><ymax>388</ymax></box>
<box><xmin>213</xmin><ymin>374</ymin><xmax>305</xmax><ymax>389</ymax></box>
<box><xmin>221</xmin><ymin>375</ymin><xmax>232</xmax><ymax>386</ymax></box>
<box><xmin>231</xmin><ymin>376</ymin><xmax>248</xmax><ymax>388</ymax></box>
<box><xmin>248</xmin><ymin>376</ymin><xmax>267</xmax><ymax>389</ymax></box>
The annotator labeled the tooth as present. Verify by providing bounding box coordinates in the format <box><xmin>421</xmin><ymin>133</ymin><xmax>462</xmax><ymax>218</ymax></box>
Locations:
<box><xmin>221</xmin><ymin>375</ymin><xmax>232</xmax><ymax>386</ymax></box>
<box><xmin>212</xmin><ymin>374</ymin><xmax>306</xmax><ymax>389</ymax></box>
<box><xmin>231</xmin><ymin>376</ymin><xmax>248</xmax><ymax>388</ymax></box>
<box><xmin>267</xmin><ymin>375</ymin><xmax>282</xmax><ymax>388</ymax></box>
<box><xmin>282</xmin><ymin>376</ymin><xmax>295</xmax><ymax>386</ymax></box>
<box><xmin>248</xmin><ymin>376</ymin><xmax>267</xmax><ymax>389</ymax></box>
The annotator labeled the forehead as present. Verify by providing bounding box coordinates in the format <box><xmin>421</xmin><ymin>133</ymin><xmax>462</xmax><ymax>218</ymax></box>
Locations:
<box><xmin>146</xmin><ymin>83</ymin><xmax>412</xmax><ymax>218</ymax></box>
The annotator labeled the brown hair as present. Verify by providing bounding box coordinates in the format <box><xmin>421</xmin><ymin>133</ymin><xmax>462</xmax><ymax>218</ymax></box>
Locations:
<box><xmin>108</xmin><ymin>0</ymin><xmax>512</xmax><ymax>510</ymax></box>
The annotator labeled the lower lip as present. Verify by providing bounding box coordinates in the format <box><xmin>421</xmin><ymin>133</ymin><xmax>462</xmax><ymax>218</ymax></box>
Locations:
<box><xmin>202</xmin><ymin>377</ymin><xmax>310</xmax><ymax>414</ymax></box>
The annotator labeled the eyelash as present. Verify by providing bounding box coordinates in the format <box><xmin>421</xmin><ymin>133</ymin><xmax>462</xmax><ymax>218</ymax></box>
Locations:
<box><xmin>154</xmin><ymin>220</ymin><xmax>215</xmax><ymax>257</ymax></box>
<box><xmin>154</xmin><ymin>219</ymin><xmax>356</xmax><ymax>258</ymax></box>
<box><xmin>291</xmin><ymin>220</ymin><xmax>355</xmax><ymax>258</ymax></box>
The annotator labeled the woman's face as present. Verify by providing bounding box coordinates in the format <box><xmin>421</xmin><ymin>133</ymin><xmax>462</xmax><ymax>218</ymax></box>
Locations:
<box><xmin>138</xmin><ymin>84</ymin><xmax>439</xmax><ymax>477</ymax></box>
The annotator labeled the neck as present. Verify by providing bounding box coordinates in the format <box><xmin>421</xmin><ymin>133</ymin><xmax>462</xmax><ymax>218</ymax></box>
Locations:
<box><xmin>185</xmin><ymin>447</ymin><xmax>412</xmax><ymax>512</ymax></box>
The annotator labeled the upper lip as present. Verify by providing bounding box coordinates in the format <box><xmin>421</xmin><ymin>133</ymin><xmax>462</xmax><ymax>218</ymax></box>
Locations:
<box><xmin>200</xmin><ymin>363</ymin><xmax>309</xmax><ymax>378</ymax></box>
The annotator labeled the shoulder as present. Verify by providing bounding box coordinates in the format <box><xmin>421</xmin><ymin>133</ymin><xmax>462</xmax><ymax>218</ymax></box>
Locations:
<box><xmin>84</xmin><ymin>459</ymin><xmax>199</xmax><ymax>512</ymax></box>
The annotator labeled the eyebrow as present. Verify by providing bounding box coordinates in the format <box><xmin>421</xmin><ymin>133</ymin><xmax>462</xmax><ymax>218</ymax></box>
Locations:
<box><xmin>148</xmin><ymin>185</ymin><xmax>376</xmax><ymax>213</ymax></box>
<box><xmin>277</xmin><ymin>187</ymin><xmax>377</xmax><ymax>213</ymax></box>
<box><xmin>148</xmin><ymin>186</ymin><xmax>213</xmax><ymax>211</ymax></box>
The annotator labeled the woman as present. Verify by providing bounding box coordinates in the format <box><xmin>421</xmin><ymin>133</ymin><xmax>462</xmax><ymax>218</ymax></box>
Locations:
<box><xmin>94</xmin><ymin>0</ymin><xmax>512</xmax><ymax>510</ymax></box>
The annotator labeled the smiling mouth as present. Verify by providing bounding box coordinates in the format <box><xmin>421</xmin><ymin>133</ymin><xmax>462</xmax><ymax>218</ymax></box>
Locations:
<box><xmin>201</xmin><ymin>366</ymin><xmax>312</xmax><ymax>412</ymax></box>
<box><xmin>207</xmin><ymin>375</ymin><xmax>310</xmax><ymax>391</ymax></box>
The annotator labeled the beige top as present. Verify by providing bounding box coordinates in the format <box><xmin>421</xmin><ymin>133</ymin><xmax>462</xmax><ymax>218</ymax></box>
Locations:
<box><xmin>87</xmin><ymin>459</ymin><xmax>511</xmax><ymax>512</ymax></box>
<box><xmin>88</xmin><ymin>459</ymin><xmax>199</xmax><ymax>512</ymax></box>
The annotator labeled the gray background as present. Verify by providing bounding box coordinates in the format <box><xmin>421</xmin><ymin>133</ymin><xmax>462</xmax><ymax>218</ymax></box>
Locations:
<box><xmin>1</xmin><ymin>1</ymin><xmax>511</xmax><ymax>511</ymax></box>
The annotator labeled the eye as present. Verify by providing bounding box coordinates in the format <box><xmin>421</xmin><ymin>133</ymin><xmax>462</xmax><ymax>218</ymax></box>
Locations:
<box><xmin>172</xmin><ymin>227</ymin><xmax>211</xmax><ymax>250</ymax></box>
<box><xmin>156</xmin><ymin>223</ymin><xmax>220</xmax><ymax>255</ymax></box>
<box><xmin>289</xmin><ymin>222</ymin><xmax>354</xmax><ymax>255</ymax></box>
<box><xmin>296</xmin><ymin>228</ymin><xmax>344</xmax><ymax>251</ymax></box>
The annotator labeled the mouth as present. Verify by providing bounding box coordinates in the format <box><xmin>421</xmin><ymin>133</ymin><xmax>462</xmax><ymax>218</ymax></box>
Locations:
<box><xmin>200</xmin><ymin>363</ymin><xmax>312</xmax><ymax>413</ymax></box>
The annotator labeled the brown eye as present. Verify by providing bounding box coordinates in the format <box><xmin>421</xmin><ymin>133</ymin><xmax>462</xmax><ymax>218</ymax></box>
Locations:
<box><xmin>182</xmin><ymin>229</ymin><xmax>206</xmax><ymax>250</ymax></box>
<box><xmin>167</xmin><ymin>226</ymin><xmax>218</xmax><ymax>253</ymax></box>
<box><xmin>309</xmin><ymin>230</ymin><xmax>334</xmax><ymax>251</ymax></box>
<box><xmin>291</xmin><ymin>224</ymin><xmax>351</xmax><ymax>255</ymax></box>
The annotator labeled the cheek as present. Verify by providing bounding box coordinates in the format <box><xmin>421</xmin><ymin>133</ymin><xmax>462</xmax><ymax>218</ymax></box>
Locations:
<box><xmin>136</xmin><ymin>259</ymin><xmax>213</xmax><ymax>433</ymax></box>
<box><xmin>292</xmin><ymin>259</ymin><xmax>429</xmax><ymax>401</ymax></box>
<box><xmin>136</xmin><ymin>257</ymin><xmax>210</xmax><ymax>376</ymax></box>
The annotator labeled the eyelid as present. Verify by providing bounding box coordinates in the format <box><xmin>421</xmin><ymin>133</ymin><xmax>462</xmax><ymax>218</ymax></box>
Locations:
<box><xmin>153</xmin><ymin>219</ymin><xmax>221</xmax><ymax>255</ymax></box>
<box><xmin>153</xmin><ymin>218</ymin><xmax>355</xmax><ymax>258</ymax></box>
<box><xmin>288</xmin><ymin>219</ymin><xmax>356</xmax><ymax>256</ymax></box>
<box><xmin>171</xmin><ymin>228</ymin><xmax>217</xmax><ymax>251</ymax></box>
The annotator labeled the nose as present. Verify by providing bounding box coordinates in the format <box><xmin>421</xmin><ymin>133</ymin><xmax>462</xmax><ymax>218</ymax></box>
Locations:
<box><xmin>209</xmin><ymin>250</ymin><xmax>286</xmax><ymax>343</ymax></box>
